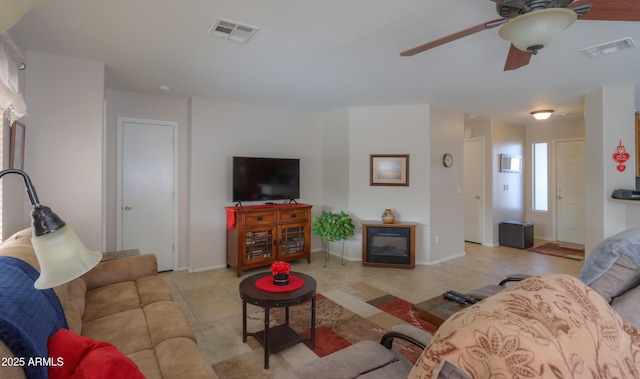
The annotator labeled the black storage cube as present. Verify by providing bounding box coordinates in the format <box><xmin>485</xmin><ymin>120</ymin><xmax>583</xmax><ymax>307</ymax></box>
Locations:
<box><xmin>499</xmin><ymin>221</ymin><xmax>533</xmax><ymax>249</ymax></box>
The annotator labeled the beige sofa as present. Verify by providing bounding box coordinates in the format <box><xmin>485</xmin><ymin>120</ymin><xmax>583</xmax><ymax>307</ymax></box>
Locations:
<box><xmin>0</xmin><ymin>228</ymin><xmax>217</xmax><ymax>379</ymax></box>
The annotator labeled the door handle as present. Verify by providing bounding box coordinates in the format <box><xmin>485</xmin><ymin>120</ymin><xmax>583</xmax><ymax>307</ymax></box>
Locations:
<box><xmin>475</xmin><ymin>195</ymin><xmax>480</xmax><ymax>199</ymax></box>
<box><xmin>124</xmin><ymin>205</ymin><xmax>132</xmax><ymax>211</ymax></box>
<box><xmin>558</xmin><ymin>196</ymin><xmax>563</xmax><ymax>200</ymax></box>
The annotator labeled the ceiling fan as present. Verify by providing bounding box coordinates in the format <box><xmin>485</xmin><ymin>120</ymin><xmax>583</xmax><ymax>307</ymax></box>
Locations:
<box><xmin>400</xmin><ymin>0</ymin><xmax>640</xmax><ymax>71</ymax></box>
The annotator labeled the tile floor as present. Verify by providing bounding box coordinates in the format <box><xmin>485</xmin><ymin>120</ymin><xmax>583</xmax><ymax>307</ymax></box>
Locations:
<box><xmin>159</xmin><ymin>242</ymin><xmax>584</xmax><ymax>377</ymax></box>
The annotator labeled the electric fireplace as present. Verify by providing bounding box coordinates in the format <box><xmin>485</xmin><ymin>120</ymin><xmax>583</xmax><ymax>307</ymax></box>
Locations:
<box><xmin>362</xmin><ymin>222</ymin><xmax>416</xmax><ymax>268</ymax></box>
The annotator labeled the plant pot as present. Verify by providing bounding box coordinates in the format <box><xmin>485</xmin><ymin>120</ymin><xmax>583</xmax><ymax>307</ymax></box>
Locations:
<box><xmin>273</xmin><ymin>273</ymin><xmax>289</xmax><ymax>286</ymax></box>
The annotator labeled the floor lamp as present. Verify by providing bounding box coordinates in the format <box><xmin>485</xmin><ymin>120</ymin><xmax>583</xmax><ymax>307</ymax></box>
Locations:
<box><xmin>0</xmin><ymin>169</ymin><xmax>102</xmax><ymax>289</ymax></box>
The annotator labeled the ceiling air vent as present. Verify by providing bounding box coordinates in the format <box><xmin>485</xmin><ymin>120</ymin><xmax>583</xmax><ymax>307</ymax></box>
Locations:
<box><xmin>580</xmin><ymin>37</ymin><xmax>636</xmax><ymax>58</ymax></box>
<box><xmin>208</xmin><ymin>18</ymin><xmax>259</xmax><ymax>44</ymax></box>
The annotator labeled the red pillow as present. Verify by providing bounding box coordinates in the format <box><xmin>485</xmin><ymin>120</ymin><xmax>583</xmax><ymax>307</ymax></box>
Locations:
<box><xmin>48</xmin><ymin>328</ymin><xmax>145</xmax><ymax>379</ymax></box>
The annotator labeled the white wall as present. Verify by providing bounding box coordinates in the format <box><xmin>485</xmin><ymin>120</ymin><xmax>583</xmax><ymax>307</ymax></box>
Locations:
<box><xmin>428</xmin><ymin>106</ymin><xmax>465</xmax><ymax>263</ymax></box>
<box><xmin>585</xmin><ymin>85</ymin><xmax>636</xmax><ymax>256</ymax></box>
<box><xmin>22</xmin><ymin>51</ymin><xmax>104</xmax><ymax>249</ymax></box>
<box><xmin>490</xmin><ymin>120</ymin><xmax>525</xmax><ymax>244</ymax></box>
<box><xmin>189</xmin><ymin>97</ymin><xmax>323</xmax><ymax>271</ymax></box>
<box><xmin>346</xmin><ymin>105</ymin><xmax>430</xmax><ymax>262</ymax></box>
<box><xmin>320</xmin><ymin>108</ymin><xmax>350</xmax><ymax>215</ymax></box>
<box><xmin>104</xmin><ymin>90</ymin><xmax>189</xmax><ymax>264</ymax></box>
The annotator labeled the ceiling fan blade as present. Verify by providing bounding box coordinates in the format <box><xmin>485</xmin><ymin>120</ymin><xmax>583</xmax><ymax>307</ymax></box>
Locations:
<box><xmin>503</xmin><ymin>44</ymin><xmax>532</xmax><ymax>71</ymax></box>
<box><xmin>400</xmin><ymin>18</ymin><xmax>506</xmax><ymax>56</ymax></box>
<box><xmin>571</xmin><ymin>0</ymin><xmax>640</xmax><ymax>21</ymax></box>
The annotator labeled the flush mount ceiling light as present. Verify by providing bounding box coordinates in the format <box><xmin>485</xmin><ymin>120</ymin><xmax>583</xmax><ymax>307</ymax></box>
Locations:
<box><xmin>531</xmin><ymin>110</ymin><xmax>554</xmax><ymax>120</ymax></box>
<box><xmin>499</xmin><ymin>8</ymin><xmax>577</xmax><ymax>53</ymax></box>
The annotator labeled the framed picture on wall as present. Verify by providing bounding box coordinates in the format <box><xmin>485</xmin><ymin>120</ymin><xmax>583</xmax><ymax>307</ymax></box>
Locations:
<box><xmin>370</xmin><ymin>154</ymin><xmax>409</xmax><ymax>186</ymax></box>
<box><xmin>10</xmin><ymin>121</ymin><xmax>25</xmax><ymax>170</ymax></box>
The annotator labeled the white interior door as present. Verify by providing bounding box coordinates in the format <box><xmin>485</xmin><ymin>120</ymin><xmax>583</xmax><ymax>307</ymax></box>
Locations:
<box><xmin>555</xmin><ymin>139</ymin><xmax>585</xmax><ymax>244</ymax></box>
<box><xmin>117</xmin><ymin>118</ymin><xmax>177</xmax><ymax>271</ymax></box>
<box><xmin>464</xmin><ymin>139</ymin><xmax>483</xmax><ymax>243</ymax></box>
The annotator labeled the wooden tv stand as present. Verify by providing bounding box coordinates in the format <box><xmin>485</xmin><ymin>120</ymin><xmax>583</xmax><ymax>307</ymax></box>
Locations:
<box><xmin>226</xmin><ymin>204</ymin><xmax>312</xmax><ymax>276</ymax></box>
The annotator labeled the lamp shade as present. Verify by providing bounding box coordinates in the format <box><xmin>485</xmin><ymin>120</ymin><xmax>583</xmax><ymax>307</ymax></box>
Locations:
<box><xmin>32</xmin><ymin>225</ymin><xmax>102</xmax><ymax>289</ymax></box>
<box><xmin>499</xmin><ymin>8</ymin><xmax>577</xmax><ymax>52</ymax></box>
<box><xmin>0</xmin><ymin>0</ymin><xmax>49</xmax><ymax>33</ymax></box>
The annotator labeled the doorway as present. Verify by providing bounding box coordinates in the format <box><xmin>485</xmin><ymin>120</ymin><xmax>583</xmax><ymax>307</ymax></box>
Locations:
<box><xmin>555</xmin><ymin>139</ymin><xmax>585</xmax><ymax>244</ymax></box>
<box><xmin>116</xmin><ymin>117</ymin><xmax>178</xmax><ymax>271</ymax></box>
<box><xmin>464</xmin><ymin>138</ymin><xmax>484</xmax><ymax>244</ymax></box>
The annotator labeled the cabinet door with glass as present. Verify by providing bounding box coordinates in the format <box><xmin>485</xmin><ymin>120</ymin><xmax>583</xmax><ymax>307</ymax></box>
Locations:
<box><xmin>242</xmin><ymin>226</ymin><xmax>276</xmax><ymax>266</ymax></box>
<box><xmin>278</xmin><ymin>222</ymin><xmax>310</xmax><ymax>261</ymax></box>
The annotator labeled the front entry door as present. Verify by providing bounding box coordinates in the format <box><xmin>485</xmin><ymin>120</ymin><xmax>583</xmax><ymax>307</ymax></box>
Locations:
<box><xmin>117</xmin><ymin>117</ymin><xmax>177</xmax><ymax>271</ymax></box>
<box><xmin>555</xmin><ymin>139</ymin><xmax>585</xmax><ymax>244</ymax></box>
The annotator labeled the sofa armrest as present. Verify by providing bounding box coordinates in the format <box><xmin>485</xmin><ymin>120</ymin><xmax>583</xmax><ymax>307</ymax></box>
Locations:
<box><xmin>380</xmin><ymin>324</ymin><xmax>433</xmax><ymax>350</ymax></box>
<box><xmin>82</xmin><ymin>254</ymin><xmax>158</xmax><ymax>290</ymax></box>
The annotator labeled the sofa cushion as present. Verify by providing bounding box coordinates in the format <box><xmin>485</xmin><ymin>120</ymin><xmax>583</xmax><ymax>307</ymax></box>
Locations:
<box><xmin>144</xmin><ymin>300</ymin><xmax>196</xmax><ymax>346</ymax></box>
<box><xmin>128</xmin><ymin>349</ymin><xmax>163</xmax><ymax>379</ymax></box>
<box><xmin>586</xmin><ymin>254</ymin><xmax>640</xmax><ymax>304</ymax></box>
<box><xmin>611</xmin><ymin>283</ymin><xmax>640</xmax><ymax>330</ymax></box>
<box><xmin>48</xmin><ymin>328</ymin><xmax>145</xmax><ymax>379</ymax></box>
<box><xmin>81</xmin><ymin>308</ymin><xmax>152</xmax><ymax>355</ymax></box>
<box><xmin>136</xmin><ymin>275</ymin><xmax>174</xmax><ymax>306</ymax></box>
<box><xmin>155</xmin><ymin>337</ymin><xmax>217</xmax><ymax>379</ymax></box>
<box><xmin>83</xmin><ymin>281</ymin><xmax>141</xmax><ymax>322</ymax></box>
<box><xmin>579</xmin><ymin>228</ymin><xmax>640</xmax><ymax>302</ymax></box>
<box><xmin>53</xmin><ymin>278</ymin><xmax>87</xmax><ymax>334</ymax></box>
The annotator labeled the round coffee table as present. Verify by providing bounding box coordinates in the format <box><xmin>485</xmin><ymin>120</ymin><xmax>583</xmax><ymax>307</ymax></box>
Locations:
<box><xmin>239</xmin><ymin>271</ymin><xmax>316</xmax><ymax>369</ymax></box>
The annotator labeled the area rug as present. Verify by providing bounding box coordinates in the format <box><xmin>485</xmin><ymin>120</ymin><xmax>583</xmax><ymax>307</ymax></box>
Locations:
<box><xmin>272</xmin><ymin>292</ymin><xmax>437</xmax><ymax>361</ymax></box>
<box><xmin>527</xmin><ymin>242</ymin><xmax>585</xmax><ymax>261</ymax></box>
<box><xmin>212</xmin><ymin>282</ymin><xmax>437</xmax><ymax>378</ymax></box>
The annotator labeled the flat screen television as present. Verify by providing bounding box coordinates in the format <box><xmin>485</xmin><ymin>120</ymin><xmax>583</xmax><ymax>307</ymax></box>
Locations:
<box><xmin>232</xmin><ymin>157</ymin><xmax>300</xmax><ymax>203</ymax></box>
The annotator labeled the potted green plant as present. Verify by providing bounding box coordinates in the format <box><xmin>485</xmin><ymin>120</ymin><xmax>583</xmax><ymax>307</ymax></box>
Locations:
<box><xmin>312</xmin><ymin>210</ymin><xmax>355</xmax><ymax>266</ymax></box>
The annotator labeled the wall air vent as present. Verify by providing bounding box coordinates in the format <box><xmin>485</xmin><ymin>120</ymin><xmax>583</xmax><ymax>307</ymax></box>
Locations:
<box><xmin>208</xmin><ymin>18</ymin><xmax>259</xmax><ymax>44</ymax></box>
<box><xmin>580</xmin><ymin>37</ymin><xmax>636</xmax><ymax>58</ymax></box>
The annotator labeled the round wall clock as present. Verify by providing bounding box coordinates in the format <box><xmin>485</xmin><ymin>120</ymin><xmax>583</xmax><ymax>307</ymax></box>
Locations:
<box><xmin>443</xmin><ymin>153</ymin><xmax>453</xmax><ymax>168</ymax></box>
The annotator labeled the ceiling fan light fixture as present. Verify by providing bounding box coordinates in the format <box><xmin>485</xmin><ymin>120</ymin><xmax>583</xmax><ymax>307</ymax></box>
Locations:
<box><xmin>499</xmin><ymin>8</ymin><xmax>577</xmax><ymax>52</ymax></box>
<box><xmin>531</xmin><ymin>110</ymin><xmax>554</xmax><ymax>120</ymax></box>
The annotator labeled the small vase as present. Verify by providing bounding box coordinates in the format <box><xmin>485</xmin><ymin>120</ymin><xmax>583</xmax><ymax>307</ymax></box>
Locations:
<box><xmin>273</xmin><ymin>273</ymin><xmax>290</xmax><ymax>286</ymax></box>
<box><xmin>381</xmin><ymin>209</ymin><xmax>395</xmax><ymax>224</ymax></box>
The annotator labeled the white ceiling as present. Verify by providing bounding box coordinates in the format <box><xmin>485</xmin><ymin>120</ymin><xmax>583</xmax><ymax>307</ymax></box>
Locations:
<box><xmin>8</xmin><ymin>0</ymin><xmax>640</xmax><ymax>125</ymax></box>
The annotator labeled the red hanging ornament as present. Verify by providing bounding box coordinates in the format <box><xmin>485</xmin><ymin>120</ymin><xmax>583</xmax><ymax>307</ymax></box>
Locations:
<box><xmin>612</xmin><ymin>140</ymin><xmax>630</xmax><ymax>172</ymax></box>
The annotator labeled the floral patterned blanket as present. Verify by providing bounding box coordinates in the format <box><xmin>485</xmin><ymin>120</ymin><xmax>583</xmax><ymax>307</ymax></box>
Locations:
<box><xmin>409</xmin><ymin>274</ymin><xmax>640</xmax><ymax>379</ymax></box>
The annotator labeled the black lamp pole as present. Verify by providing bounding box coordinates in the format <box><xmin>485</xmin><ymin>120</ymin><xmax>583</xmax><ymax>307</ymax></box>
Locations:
<box><xmin>0</xmin><ymin>169</ymin><xmax>66</xmax><ymax>236</ymax></box>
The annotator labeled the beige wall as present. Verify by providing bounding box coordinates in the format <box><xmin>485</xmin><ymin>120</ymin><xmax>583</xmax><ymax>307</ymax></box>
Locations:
<box><xmin>20</xmin><ymin>51</ymin><xmax>104</xmax><ymax>250</ymax></box>
<box><xmin>585</xmin><ymin>85</ymin><xmax>636</xmax><ymax>256</ymax></box>
<box><xmin>490</xmin><ymin>119</ymin><xmax>525</xmax><ymax>245</ymax></box>
<box><xmin>345</xmin><ymin>105</ymin><xmax>430</xmax><ymax>262</ymax></box>
<box><xmin>320</xmin><ymin>108</ymin><xmax>350</xmax><ymax>214</ymax></box>
<box><xmin>189</xmin><ymin>97</ymin><xmax>324</xmax><ymax>271</ymax></box>
<box><xmin>428</xmin><ymin>105</ymin><xmax>465</xmax><ymax>263</ymax></box>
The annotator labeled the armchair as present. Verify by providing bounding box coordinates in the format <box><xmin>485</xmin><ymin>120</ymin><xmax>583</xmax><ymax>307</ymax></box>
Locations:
<box><xmin>272</xmin><ymin>324</ymin><xmax>432</xmax><ymax>379</ymax></box>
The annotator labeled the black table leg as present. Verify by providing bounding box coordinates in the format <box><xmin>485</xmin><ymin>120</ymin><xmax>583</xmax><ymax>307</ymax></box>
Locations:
<box><xmin>264</xmin><ymin>306</ymin><xmax>270</xmax><ymax>369</ymax></box>
<box><xmin>310</xmin><ymin>296</ymin><xmax>316</xmax><ymax>350</ymax></box>
<box><xmin>242</xmin><ymin>300</ymin><xmax>247</xmax><ymax>343</ymax></box>
<box><xmin>285</xmin><ymin>306</ymin><xmax>290</xmax><ymax>325</ymax></box>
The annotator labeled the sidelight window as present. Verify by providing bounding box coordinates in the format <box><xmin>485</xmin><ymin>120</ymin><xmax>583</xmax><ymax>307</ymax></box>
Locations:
<box><xmin>533</xmin><ymin>142</ymin><xmax>548</xmax><ymax>212</ymax></box>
